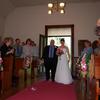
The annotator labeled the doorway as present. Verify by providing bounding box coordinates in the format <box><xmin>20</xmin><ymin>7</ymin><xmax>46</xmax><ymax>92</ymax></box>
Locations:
<box><xmin>39</xmin><ymin>25</ymin><xmax>74</xmax><ymax>73</ymax></box>
<box><xmin>45</xmin><ymin>25</ymin><xmax>74</xmax><ymax>72</ymax></box>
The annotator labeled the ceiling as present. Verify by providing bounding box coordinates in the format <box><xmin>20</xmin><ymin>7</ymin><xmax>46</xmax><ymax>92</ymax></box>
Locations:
<box><xmin>10</xmin><ymin>0</ymin><xmax>100</xmax><ymax>7</ymax></box>
<box><xmin>0</xmin><ymin>0</ymin><xmax>15</xmax><ymax>17</ymax></box>
<box><xmin>0</xmin><ymin>0</ymin><xmax>100</xmax><ymax>18</ymax></box>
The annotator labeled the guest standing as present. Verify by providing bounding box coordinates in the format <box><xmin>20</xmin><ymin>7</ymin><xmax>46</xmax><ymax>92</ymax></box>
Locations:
<box><xmin>92</xmin><ymin>40</ymin><xmax>100</xmax><ymax>56</ymax></box>
<box><xmin>80</xmin><ymin>40</ymin><xmax>93</xmax><ymax>58</ymax></box>
<box><xmin>22</xmin><ymin>39</ymin><xmax>33</xmax><ymax>69</ymax></box>
<box><xmin>22</xmin><ymin>39</ymin><xmax>33</xmax><ymax>58</ymax></box>
<box><xmin>14</xmin><ymin>38</ymin><xmax>22</xmax><ymax>58</ymax></box>
<box><xmin>0</xmin><ymin>37</ymin><xmax>14</xmax><ymax>58</ymax></box>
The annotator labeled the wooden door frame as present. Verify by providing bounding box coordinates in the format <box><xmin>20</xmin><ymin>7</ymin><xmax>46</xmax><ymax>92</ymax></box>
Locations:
<box><xmin>45</xmin><ymin>24</ymin><xmax>74</xmax><ymax>74</ymax></box>
<box><xmin>39</xmin><ymin>34</ymin><xmax>46</xmax><ymax>58</ymax></box>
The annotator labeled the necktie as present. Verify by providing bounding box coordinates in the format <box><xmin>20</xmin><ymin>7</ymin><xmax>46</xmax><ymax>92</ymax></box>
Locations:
<box><xmin>49</xmin><ymin>46</ymin><xmax>54</xmax><ymax>58</ymax></box>
<box><xmin>16</xmin><ymin>46</ymin><xmax>20</xmax><ymax>56</ymax></box>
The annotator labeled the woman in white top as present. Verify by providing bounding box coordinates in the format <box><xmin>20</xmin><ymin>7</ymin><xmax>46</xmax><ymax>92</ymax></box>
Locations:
<box><xmin>22</xmin><ymin>39</ymin><xmax>33</xmax><ymax>58</ymax></box>
<box><xmin>22</xmin><ymin>39</ymin><xmax>33</xmax><ymax>68</ymax></box>
<box><xmin>55</xmin><ymin>38</ymin><xmax>73</xmax><ymax>84</ymax></box>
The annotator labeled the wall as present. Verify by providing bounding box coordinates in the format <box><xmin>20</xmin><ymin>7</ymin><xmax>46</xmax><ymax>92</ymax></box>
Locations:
<box><xmin>4</xmin><ymin>2</ymin><xmax>100</xmax><ymax>56</ymax></box>
<box><xmin>0</xmin><ymin>0</ymin><xmax>15</xmax><ymax>39</ymax></box>
<box><xmin>0</xmin><ymin>0</ymin><xmax>15</xmax><ymax>18</ymax></box>
<box><xmin>0</xmin><ymin>17</ymin><xmax>5</xmax><ymax>38</ymax></box>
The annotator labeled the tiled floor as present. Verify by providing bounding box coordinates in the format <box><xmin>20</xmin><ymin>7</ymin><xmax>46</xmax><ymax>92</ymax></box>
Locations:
<box><xmin>0</xmin><ymin>69</ymin><xmax>96</xmax><ymax>100</ymax></box>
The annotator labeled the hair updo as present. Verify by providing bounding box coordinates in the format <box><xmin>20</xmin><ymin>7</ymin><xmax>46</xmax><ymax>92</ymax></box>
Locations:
<box><xmin>60</xmin><ymin>38</ymin><xmax>65</xmax><ymax>42</ymax></box>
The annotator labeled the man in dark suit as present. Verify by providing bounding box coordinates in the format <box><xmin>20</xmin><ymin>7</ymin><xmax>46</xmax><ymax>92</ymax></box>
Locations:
<box><xmin>43</xmin><ymin>40</ymin><xmax>58</xmax><ymax>82</ymax></box>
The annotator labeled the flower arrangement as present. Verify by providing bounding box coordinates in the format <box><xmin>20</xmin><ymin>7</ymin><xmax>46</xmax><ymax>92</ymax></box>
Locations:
<box><xmin>80</xmin><ymin>53</ymin><xmax>91</xmax><ymax>78</ymax></box>
<box><xmin>80</xmin><ymin>53</ymin><xmax>88</xmax><ymax>78</ymax></box>
<box><xmin>76</xmin><ymin>52</ymin><xmax>91</xmax><ymax>79</ymax></box>
<box><xmin>24</xmin><ymin>56</ymin><xmax>32</xmax><ymax>69</ymax></box>
<box><xmin>56</xmin><ymin>48</ymin><xmax>63</xmax><ymax>56</ymax></box>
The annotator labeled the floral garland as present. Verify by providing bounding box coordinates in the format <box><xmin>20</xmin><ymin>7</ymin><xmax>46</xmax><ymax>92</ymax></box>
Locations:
<box><xmin>79</xmin><ymin>53</ymin><xmax>91</xmax><ymax>78</ymax></box>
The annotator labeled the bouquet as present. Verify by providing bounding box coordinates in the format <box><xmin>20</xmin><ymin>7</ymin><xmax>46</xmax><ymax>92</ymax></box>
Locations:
<box><xmin>56</xmin><ymin>48</ymin><xmax>64</xmax><ymax>56</ymax></box>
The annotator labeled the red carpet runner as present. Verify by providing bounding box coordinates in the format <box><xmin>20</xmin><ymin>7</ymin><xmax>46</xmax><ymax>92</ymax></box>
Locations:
<box><xmin>7</xmin><ymin>81</ymin><xmax>77</xmax><ymax>100</ymax></box>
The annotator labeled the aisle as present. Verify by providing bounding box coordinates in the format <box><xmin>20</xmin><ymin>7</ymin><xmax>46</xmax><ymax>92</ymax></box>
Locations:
<box><xmin>7</xmin><ymin>81</ymin><xmax>77</xmax><ymax>100</ymax></box>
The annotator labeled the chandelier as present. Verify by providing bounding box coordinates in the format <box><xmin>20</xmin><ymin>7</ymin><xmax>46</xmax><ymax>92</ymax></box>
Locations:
<box><xmin>48</xmin><ymin>1</ymin><xmax>66</xmax><ymax>14</ymax></box>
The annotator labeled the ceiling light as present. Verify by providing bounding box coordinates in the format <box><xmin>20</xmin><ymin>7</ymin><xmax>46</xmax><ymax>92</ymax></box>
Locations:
<box><xmin>48</xmin><ymin>1</ymin><xmax>66</xmax><ymax>14</ymax></box>
<box><xmin>48</xmin><ymin>3</ymin><xmax>53</xmax><ymax>8</ymax></box>
<box><xmin>60</xmin><ymin>9</ymin><xmax>65</xmax><ymax>14</ymax></box>
<box><xmin>59</xmin><ymin>2</ymin><xmax>65</xmax><ymax>8</ymax></box>
<box><xmin>48</xmin><ymin>10</ymin><xmax>52</xmax><ymax>14</ymax></box>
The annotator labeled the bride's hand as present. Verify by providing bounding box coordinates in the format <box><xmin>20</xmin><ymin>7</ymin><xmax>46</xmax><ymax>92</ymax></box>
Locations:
<box><xmin>56</xmin><ymin>51</ymin><xmax>60</xmax><ymax>56</ymax></box>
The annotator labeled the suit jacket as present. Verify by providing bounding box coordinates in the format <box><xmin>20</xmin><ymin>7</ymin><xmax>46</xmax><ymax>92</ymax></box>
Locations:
<box><xmin>43</xmin><ymin>45</ymin><xmax>58</xmax><ymax>63</ymax></box>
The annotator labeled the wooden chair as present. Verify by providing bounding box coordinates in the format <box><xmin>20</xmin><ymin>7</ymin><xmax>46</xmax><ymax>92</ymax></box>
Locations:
<box><xmin>94</xmin><ymin>56</ymin><xmax>100</xmax><ymax>100</ymax></box>
<box><xmin>14</xmin><ymin>58</ymin><xmax>24</xmax><ymax>78</ymax></box>
<box><xmin>2</xmin><ymin>55</ymin><xmax>14</xmax><ymax>91</ymax></box>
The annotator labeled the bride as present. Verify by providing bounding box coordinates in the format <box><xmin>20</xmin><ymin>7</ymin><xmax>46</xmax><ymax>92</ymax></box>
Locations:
<box><xmin>55</xmin><ymin>38</ymin><xmax>73</xmax><ymax>84</ymax></box>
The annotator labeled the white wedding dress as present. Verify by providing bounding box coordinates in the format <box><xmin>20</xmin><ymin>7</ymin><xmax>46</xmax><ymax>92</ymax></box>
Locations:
<box><xmin>55</xmin><ymin>47</ymin><xmax>73</xmax><ymax>84</ymax></box>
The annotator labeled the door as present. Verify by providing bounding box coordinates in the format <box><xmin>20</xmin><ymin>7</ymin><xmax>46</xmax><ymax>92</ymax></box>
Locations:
<box><xmin>39</xmin><ymin>35</ymin><xmax>47</xmax><ymax>58</ymax></box>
